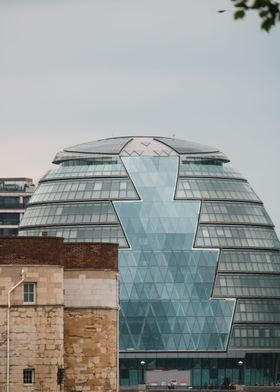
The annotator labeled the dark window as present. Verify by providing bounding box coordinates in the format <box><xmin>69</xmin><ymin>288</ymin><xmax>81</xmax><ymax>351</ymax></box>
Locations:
<box><xmin>23</xmin><ymin>368</ymin><xmax>34</xmax><ymax>384</ymax></box>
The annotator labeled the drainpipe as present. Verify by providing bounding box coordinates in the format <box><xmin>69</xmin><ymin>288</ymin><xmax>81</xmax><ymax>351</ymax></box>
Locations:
<box><xmin>7</xmin><ymin>268</ymin><xmax>25</xmax><ymax>392</ymax></box>
<box><xmin>116</xmin><ymin>271</ymin><xmax>120</xmax><ymax>392</ymax></box>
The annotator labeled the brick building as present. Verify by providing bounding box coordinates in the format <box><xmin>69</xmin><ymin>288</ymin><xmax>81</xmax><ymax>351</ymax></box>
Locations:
<box><xmin>0</xmin><ymin>237</ymin><xmax>119</xmax><ymax>392</ymax></box>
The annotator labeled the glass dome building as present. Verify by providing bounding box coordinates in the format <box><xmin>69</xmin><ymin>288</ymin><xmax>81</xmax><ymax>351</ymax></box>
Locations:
<box><xmin>19</xmin><ymin>136</ymin><xmax>280</xmax><ymax>387</ymax></box>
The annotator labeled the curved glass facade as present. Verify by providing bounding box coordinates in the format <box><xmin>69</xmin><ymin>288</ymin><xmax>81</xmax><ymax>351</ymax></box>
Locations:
<box><xmin>114</xmin><ymin>157</ymin><xmax>234</xmax><ymax>351</ymax></box>
<box><xmin>19</xmin><ymin>136</ymin><xmax>280</xmax><ymax>387</ymax></box>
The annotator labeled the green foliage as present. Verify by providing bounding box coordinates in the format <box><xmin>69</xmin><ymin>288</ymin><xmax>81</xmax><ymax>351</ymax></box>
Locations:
<box><xmin>231</xmin><ymin>0</ymin><xmax>280</xmax><ymax>31</ymax></box>
<box><xmin>234</xmin><ymin>9</ymin><xmax>246</xmax><ymax>18</ymax></box>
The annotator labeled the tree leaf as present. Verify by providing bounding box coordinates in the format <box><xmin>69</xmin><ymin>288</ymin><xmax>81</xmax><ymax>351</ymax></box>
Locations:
<box><xmin>261</xmin><ymin>18</ymin><xmax>274</xmax><ymax>31</ymax></box>
<box><xmin>231</xmin><ymin>0</ymin><xmax>280</xmax><ymax>32</ymax></box>
<box><xmin>234</xmin><ymin>9</ymin><xmax>246</xmax><ymax>19</ymax></box>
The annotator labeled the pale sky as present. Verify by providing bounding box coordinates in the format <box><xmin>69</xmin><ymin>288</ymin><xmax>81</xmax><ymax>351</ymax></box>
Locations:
<box><xmin>0</xmin><ymin>0</ymin><xmax>279</xmax><ymax>235</ymax></box>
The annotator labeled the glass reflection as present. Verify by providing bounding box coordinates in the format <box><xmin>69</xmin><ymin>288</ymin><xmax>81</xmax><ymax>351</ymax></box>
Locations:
<box><xmin>114</xmin><ymin>157</ymin><xmax>235</xmax><ymax>351</ymax></box>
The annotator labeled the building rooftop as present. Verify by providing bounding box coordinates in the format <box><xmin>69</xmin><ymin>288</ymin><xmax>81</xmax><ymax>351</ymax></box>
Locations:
<box><xmin>53</xmin><ymin>136</ymin><xmax>228</xmax><ymax>163</ymax></box>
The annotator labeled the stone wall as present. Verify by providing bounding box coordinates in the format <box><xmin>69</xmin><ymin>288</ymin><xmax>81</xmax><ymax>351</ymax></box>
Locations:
<box><xmin>0</xmin><ymin>265</ymin><xmax>64</xmax><ymax>392</ymax></box>
<box><xmin>64</xmin><ymin>270</ymin><xmax>118</xmax><ymax>308</ymax></box>
<box><xmin>0</xmin><ymin>237</ymin><xmax>119</xmax><ymax>392</ymax></box>
<box><xmin>64</xmin><ymin>308</ymin><xmax>118</xmax><ymax>392</ymax></box>
<box><xmin>64</xmin><ymin>268</ymin><xmax>119</xmax><ymax>392</ymax></box>
<box><xmin>1</xmin><ymin>307</ymin><xmax>64</xmax><ymax>392</ymax></box>
<box><xmin>0</xmin><ymin>265</ymin><xmax>64</xmax><ymax>306</ymax></box>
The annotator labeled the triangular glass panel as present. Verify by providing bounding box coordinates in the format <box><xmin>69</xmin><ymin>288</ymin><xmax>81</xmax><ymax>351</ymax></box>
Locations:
<box><xmin>164</xmin><ymin>270</ymin><xmax>174</xmax><ymax>283</ymax></box>
<box><xmin>134</xmin><ymin>283</ymin><xmax>143</xmax><ymax>298</ymax></box>
<box><xmin>192</xmin><ymin>318</ymin><xmax>202</xmax><ymax>333</ymax></box>
<box><xmin>126</xmin><ymin>301</ymin><xmax>137</xmax><ymax>317</ymax></box>
<box><xmin>175</xmin><ymin>283</ymin><xmax>185</xmax><ymax>298</ymax></box>
<box><xmin>173</xmin><ymin>334</ymin><xmax>181</xmax><ymax>348</ymax></box>
<box><xmin>143</xmin><ymin>284</ymin><xmax>152</xmax><ymax>298</ymax></box>
<box><xmin>166</xmin><ymin>283</ymin><xmax>174</xmax><ymax>297</ymax></box>
<box><xmin>175</xmin><ymin>268</ymin><xmax>185</xmax><ymax>283</ymax></box>
<box><xmin>188</xmin><ymin>336</ymin><xmax>196</xmax><ymax>350</ymax></box>
<box><xmin>161</xmin><ymin>285</ymin><xmax>170</xmax><ymax>300</ymax></box>
<box><xmin>158</xmin><ymin>320</ymin><xmax>171</xmax><ymax>334</ymax></box>
<box><xmin>196</xmin><ymin>303</ymin><xmax>205</xmax><ymax>316</ymax></box>
<box><xmin>169</xmin><ymin>266</ymin><xmax>177</xmax><ymax>280</ymax></box>
<box><xmin>150</xmin><ymin>267</ymin><xmax>163</xmax><ymax>282</ymax></box>
<box><xmin>120</xmin><ymin>320</ymin><xmax>130</xmax><ymax>335</ymax></box>
<box><xmin>155</xmin><ymin>283</ymin><xmax>164</xmax><ymax>297</ymax></box>
<box><xmin>184</xmin><ymin>285</ymin><xmax>192</xmax><ymax>298</ymax></box>
<box><xmin>120</xmin><ymin>285</ymin><xmax>129</xmax><ymax>300</ymax></box>
<box><xmin>176</xmin><ymin>303</ymin><xmax>185</xmax><ymax>317</ymax></box>
<box><xmin>129</xmin><ymin>267</ymin><xmax>137</xmax><ymax>282</ymax></box>
<box><xmin>167</xmin><ymin>335</ymin><xmax>175</xmax><ymax>349</ymax></box>
<box><xmin>137</xmin><ymin>268</ymin><xmax>146</xmax><ymax>281</ymax></box>
<box><xmin>167</xmin><ymin>302</ymin><xmax>176</xmax><ymax>317</ymax></box>
<box><xmin>186</xmin><ymin>317</ymin><xmax>195</xmax><ymax>331</ymax></box>
<box><xmin>131</xmin><ymin>334</ymin><xmax>140</xmax><ymax>347</ymax></box>
<box><xmin>144</xmin><ymin>269</ymin><xmax>154</xmax><ymax>283</ymax></box>
<box><xmin>186</xmin><ymin>301</ymin><xmax>195</xmax><ymax>317</ymax></box>
<box><xmin>171</xmin><ymin>286</ymin><xmax>180</xmax><ymax>300</ymax></box>
<box><xmin>134</xmin><ymin>270</ymin><xmax>143</xmax><ymax>283</ymax></box>
<box><xmin>161</xmin><ymin>334</ymin><xmax>170</xmax><ymax>347</ymax></box>
<box><xmin>130</xmin><ymin>286</ymin><xmax>139</xmax><ymax>300</ymax></box>
<box><xmin>191</xmin><ymin>333</ymin><xmax>200</xmax><ymax>349</ymax></box>
<box><xmin>173</xmin><ymin>319</ymin><xmax>182</xmax><ymax>334</ymax></box>
<box><xmin>149</xmin><ymin>285</ymin><xmax>159</xmax><ymax>299</ymax></box>
<box><xmin>180</xmin><ymin>320</ymin><xmax>191</xmax><ymax>334</ymax></box>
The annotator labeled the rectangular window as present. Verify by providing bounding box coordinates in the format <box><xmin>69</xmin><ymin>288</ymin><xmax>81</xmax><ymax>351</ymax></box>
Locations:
<box><xmin>23</xmin><ymin>283</ymin><xmax>36</xmax><ymax>304</ymax></box>
<box><xmin>23</xmin><ymin>368</ymin><xmax>35</xmax><ymax>384</ymax></box>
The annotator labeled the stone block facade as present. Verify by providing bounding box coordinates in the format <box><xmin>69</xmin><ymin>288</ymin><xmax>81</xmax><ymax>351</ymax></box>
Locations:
<box><xmin>0</xmin><ymin>237</ymin><xmax>119</xmax><ymax>392</ymax></box>
<box><xmin>64</xmin><ymin>309</ymin><xmax>118</xmax><ymax>392</ymax></box>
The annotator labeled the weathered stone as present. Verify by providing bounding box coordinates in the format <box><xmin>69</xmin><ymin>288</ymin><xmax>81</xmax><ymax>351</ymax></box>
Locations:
<box><xmin>0</xmin><ymin>238</ymin><xmax>119</xmax><ymax>392</ymax></box>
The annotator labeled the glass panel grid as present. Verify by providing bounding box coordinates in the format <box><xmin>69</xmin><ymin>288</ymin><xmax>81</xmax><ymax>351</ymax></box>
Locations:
<box><xmin>42</xmin><ymin>162</ymin><xmax>127</xmax><ymax>180</ymax></box>
<box><xmin>218</xmin><ymin>250</ymin><xmax>280</xmax><ymax>273</ymax></box>
<box><xmin>196</xmin><ymin>225</ymin><xmax>280</xmax><ymax>249</ymax></box>
<box><xmin>20</xmin><ymin>202</ymin><xmax>118</xmax><ymax>227</ymax></box>
<box><xmin>0</xmin><ymin>228</ymin><xmax>18</xmax><ymax>236</ymax></box>
<box><xmin>115</xmin><ymin>156</ymin><xmax>234</xmax><ymax>352</ymax></box>
<box><xmin>0</xmin><ymin>196</ymin><xmax>31</xmax><ymax>209</ymax></box>
<box><xmin>0</xmin><ymin>213</ymin><xmax>20</xmax><ymax>225</ymax></box>
<box><xmin>29</xmin><ymin>178</ymin><xmax>139</xmax><ymax>204</ymax></box>
<box><xmin>0</xmin><ymin>179</ymin><xmax>33</xmax><ymax>192</ymax></box>
<box><xmin>175</xmin><ymin>178</ymin><xmax>260</xmax><ymax>202</ymax></box>
<box><xmin>65</xmin><ymin>136</ymin><xmax>132</xmax><ymax>154</ymax></box>
<box><xmin>229</xmin><ymin>325</ymin><xmax>280</xmax><ymax>348</ymax></box>
<box><xmin>155</xmin><ymin>137</ymin><xmax>217</xmax><ymax>154</ymax></box>
<box><xmin>200</xmin><ymin>202</ymin><xmax>273</xmax><ymax>225</ymax></box>
<box><xmin>179</xmin><ymin>163</ymin><xmax>243</xmax><ymax>179</ymax></box>
<box><xmin>235</xmin><ymin>300</ymin><xmax>280</xmax><ymax>322</ymax></box>
<box><xmin>19</xmin><ymin>225</ymin><xmax>128</xmax><ymax>247</ymax></box>
<box><xmin>213</xmin><ymin>274</ymin><xmax>280</xmax><ymax>298</ymax></box>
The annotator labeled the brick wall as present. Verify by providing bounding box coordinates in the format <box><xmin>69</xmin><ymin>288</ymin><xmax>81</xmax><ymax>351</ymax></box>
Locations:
<box><xmin>0</xmin><ymin>237</ymin><xmax>64</xmax><ymax>265</ymax></box>
<box><xmin>0</xmin><ymin>238</ymin><xmax>118</xmax><ymax>270</ymax></box>
<box><xmin>63</xmin><ymin>242</ymin><xmax>118</xmax><ymax>269</ymax></box>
